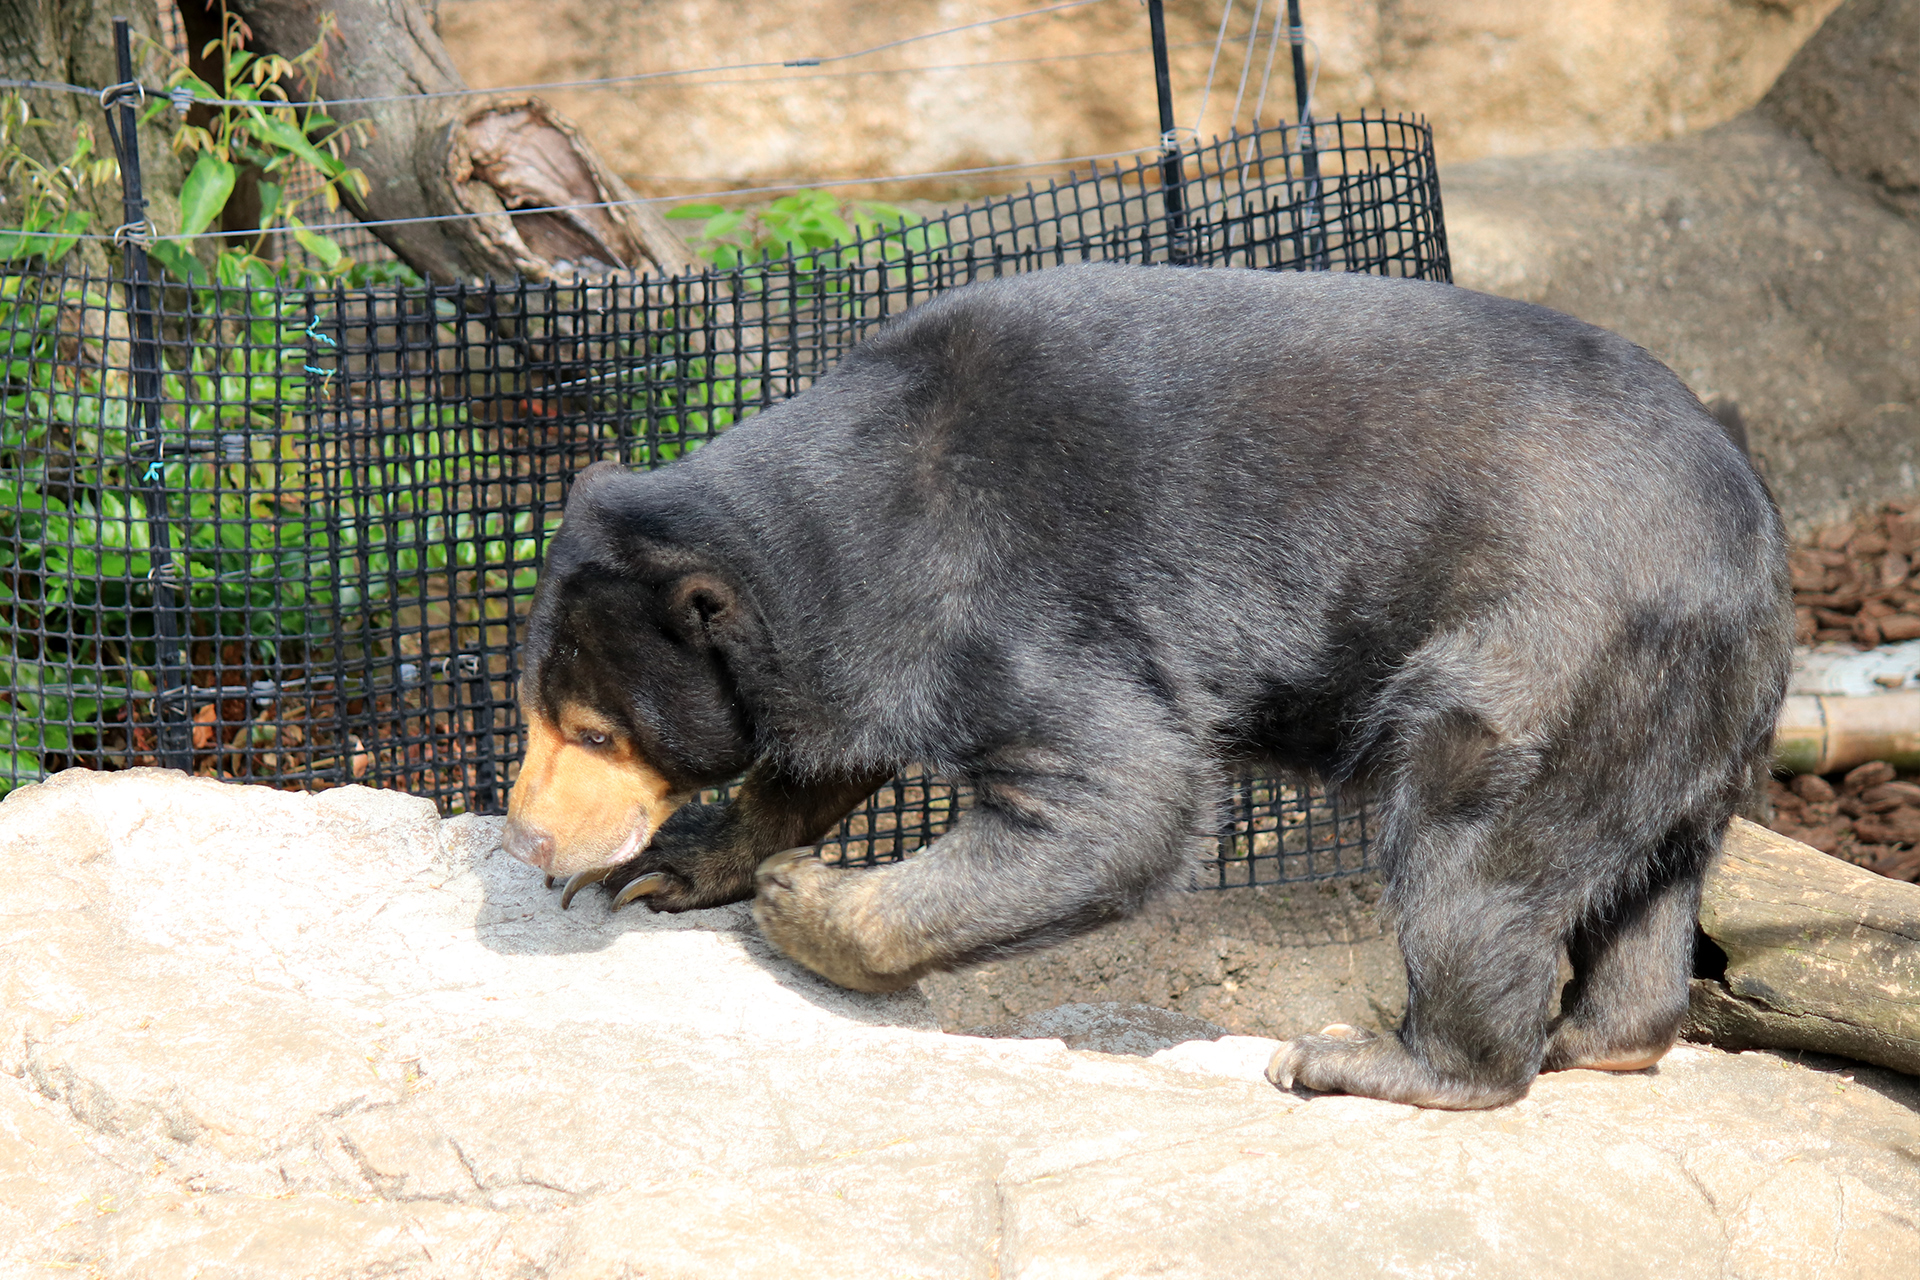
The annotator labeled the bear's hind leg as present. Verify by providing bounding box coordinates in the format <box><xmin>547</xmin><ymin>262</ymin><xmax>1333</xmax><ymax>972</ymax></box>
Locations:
<box><xmin>1269</xmin><ymin>707</ymin><xmax>1574</xmax><ymax>1109</ymax></box>
<box><xmin>1541</xmin><ymin>846</ymin><xmax>1706</xmax><ymax>1074</ymax></box>
<box><xmin>1267</xmin><ymin>849</ymin><xmax>1568</xmax><ymax>1109</ymax></box>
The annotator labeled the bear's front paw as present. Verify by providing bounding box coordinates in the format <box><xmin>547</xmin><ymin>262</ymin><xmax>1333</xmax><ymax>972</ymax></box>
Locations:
<box><xmin>599</xmin><ymin>804</ymin><xmax>756</xmax><ymax>914</ymax></box>
<box><xmin>751</xmin><ymin>850</ymin><xmax>922</xmax><ymax>993</ymax></box>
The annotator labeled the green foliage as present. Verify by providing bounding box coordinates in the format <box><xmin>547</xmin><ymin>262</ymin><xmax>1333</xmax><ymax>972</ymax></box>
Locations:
<box><xmin>0</xmin><ymin>268</ymin><xmax>532</xmax><ymax>797</ymax></box>
<box><xmin>668</xmin><ymin>190</ymin><xmax>946</xmax><ymax>273</ymax></box>
<box><xmin>0</xmin><ymin>93</ymin><xmax>118</xmax><ymax>265</ymax></box>
<box><xmin>141</xmin><ymin>2</ymin><xmax>374</xmax><ymax>288</ymax></box>
<box><xmin>0</xmin><ymin>270</ymin><xmax>323</xmax><ymax>792</ymax></box>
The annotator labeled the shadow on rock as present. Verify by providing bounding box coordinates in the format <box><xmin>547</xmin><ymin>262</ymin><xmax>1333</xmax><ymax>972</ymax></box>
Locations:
<box><xmin>447</xmin><ymin>814</ymin><xmax>935</xmax><ymax>1026</ymax></box>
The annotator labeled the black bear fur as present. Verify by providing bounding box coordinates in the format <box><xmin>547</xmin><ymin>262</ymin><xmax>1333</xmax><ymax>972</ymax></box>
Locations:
<box><xmin>508</xmin><ymin>262</ymin><xmax>1792</xmax><ymax>1109</ymax></box>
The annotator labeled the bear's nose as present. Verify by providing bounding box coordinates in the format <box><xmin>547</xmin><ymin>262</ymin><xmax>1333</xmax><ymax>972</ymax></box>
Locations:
<box><xmin>501</xmin><ymin>818</ymin><xmax>555</xmax><ymax>871</ymax></box>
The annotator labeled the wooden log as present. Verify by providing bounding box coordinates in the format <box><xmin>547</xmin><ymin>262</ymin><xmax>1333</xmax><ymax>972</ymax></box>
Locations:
<box><xmin>1686</xmin><ymin>817</ymin><xmax>1920</xmax><ymax>1076</ymax></box>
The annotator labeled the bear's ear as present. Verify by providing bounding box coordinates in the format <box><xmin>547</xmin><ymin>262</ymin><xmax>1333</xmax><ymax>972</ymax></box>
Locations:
<box><xmin>563</xmin><ymin>460</ymin><xmax>631</xmax><ymax>516</ymax></box>
<box><xmin>665</xmin><ymin>572</ymin><xmax>739</xmax><ymax>642</ymax></box>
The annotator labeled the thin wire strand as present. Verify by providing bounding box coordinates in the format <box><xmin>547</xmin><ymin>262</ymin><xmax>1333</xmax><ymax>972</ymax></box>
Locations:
<box><xmin>591</xmin><ymin>41</ymin><xmax>1208</xmax><ymax>92</ymax></box>
<box><xmin>1226</xmin><ymin>0</ymin><xmax>1267</xmax><ymax>133</ymax></box>
<box><xmin>1191</xmin><ymin>0</ymin><xmax>1236</xmax><ymax>140</ymax></box>
<box><xmin>1250</xmin><ymin>6</ymin><xmax>1288</xmax><ymax>127</ymax></box>
<box><xmin>2</xmin><ymin>36</ymin><xmax>1216</xmax><ymax>107</ymax></box>
<box><xmin>0</xmin><ymin>77</ymin><xmax>99</xmax><ymax>96</ymax></box>
<box><xmin>157</xmin><ymin>0</ymin><xmax>1117</xmax><ymax>109</ymax></box>
<box><xmin>20</xmin><ymin>144</ymin><xmax>1163</xmax><ymax>244</ymax></box>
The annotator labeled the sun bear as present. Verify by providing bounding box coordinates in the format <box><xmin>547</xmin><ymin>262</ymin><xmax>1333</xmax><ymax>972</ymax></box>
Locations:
<box><xmin>501</xmin><ymin>262</ymin><xmax>1792</xmax><ymax>1109</ymax></box>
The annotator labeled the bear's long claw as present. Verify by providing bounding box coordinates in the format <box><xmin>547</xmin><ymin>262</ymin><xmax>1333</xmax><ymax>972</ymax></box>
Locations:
<box><xmin>559</xmin><ymin>867</ymin><xmax>609</xmax><ymax>909</ymax></box>
<box><xmin>544</xmin><ymin>875</ymin><xmax>555</xmax><ymax>890</ymax></box>
<box><xmin>1266</xmin><ymin>1043</ymin><xmax>1297</xmax><ymax>1090</ymax></box>
<box><xmin>613</xmin><ymin>872</ymin><xmax>672</xmax><ymax>908</ymax></box>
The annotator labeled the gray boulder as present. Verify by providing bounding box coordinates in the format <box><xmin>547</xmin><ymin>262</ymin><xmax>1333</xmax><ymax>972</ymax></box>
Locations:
<box><xmin>1443</xmin><ymin>0</ymin><xmax>1920</xmax><ymax>536</ymax></box>
<box><xmin>2</xmin><ymin>768</ymin><xmax>1917</xmax><ymax>1277</ymax></box>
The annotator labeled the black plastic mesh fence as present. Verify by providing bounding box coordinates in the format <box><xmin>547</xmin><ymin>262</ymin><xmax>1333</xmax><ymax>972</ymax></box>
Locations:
<box><xmin>1</xmin><ymin>115</ymin><xmax>1446</xmax><ymax>885</ymax></box>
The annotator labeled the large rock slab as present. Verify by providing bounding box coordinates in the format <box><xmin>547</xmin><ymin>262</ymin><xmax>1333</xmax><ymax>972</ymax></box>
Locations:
<box><xmin>1444</xmin><ymin>111</ymin><xmax>1920</xmax><ymax>536</ymax></box>
<box><xmin>2</xmin><ymin>768</ymin><xmax>1917</xmax><ymax>1278</ymax></box>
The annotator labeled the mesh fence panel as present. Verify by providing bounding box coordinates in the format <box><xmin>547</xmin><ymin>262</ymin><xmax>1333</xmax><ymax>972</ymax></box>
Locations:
<box><xmin>1</xmin><ymin>115</ymin><xmax>1445</xmax><ymax>883</ymax></box>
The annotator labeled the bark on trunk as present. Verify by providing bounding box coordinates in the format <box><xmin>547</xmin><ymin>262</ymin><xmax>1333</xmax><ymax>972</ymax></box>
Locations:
<box><xmin>0</xmin><ymin>0</ymin><xmax>186</xmax><ymax>276</ymax></box>
<box><xmin>1686</xmin><ymin>818</ymin><xmax>1920</xmax><ymax>1077</ymax></box>
<box><xmin>228</xmin><ymin>0</ymin><xmax>694</xmax><ymax>283</ymax></box>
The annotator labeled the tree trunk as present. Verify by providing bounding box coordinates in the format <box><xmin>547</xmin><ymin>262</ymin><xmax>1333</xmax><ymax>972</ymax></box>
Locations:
<box><xmin>1686</xmin><ymin>818</ymin><xmax>1920</xmax><ymax>1077</ymax></box>
<box><xmin>0</xmin><ymin>0</ymin><xmax>186</xmax><ymax>276</ymax></box>
<box><xmin>226</xmin><ymin>0</ymin><xmax>695</xmax><ymax>284</ymax></box>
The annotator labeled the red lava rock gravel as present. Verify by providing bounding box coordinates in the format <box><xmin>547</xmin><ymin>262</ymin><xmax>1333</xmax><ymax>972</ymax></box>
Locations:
<box><xmin>1790</xmin><ymin>500</ymin><xmax>1920</xmax><ymax>647</ymax></box>
<box><xmin>1767</xmin><ymin>761</ymin><xmax>1920</xmax><ymax>883</ymax></box>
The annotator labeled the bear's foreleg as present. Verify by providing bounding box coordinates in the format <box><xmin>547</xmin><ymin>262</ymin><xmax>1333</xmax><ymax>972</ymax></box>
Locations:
<box><xmin>605</xmin><ymin>761</ymin><xmax>891</xmax><ymax>912</ymax></box>
<box><xmin>752</xmin><ymin>735</ymin><xmax>1207</xmax><ymax>993</ymax></box>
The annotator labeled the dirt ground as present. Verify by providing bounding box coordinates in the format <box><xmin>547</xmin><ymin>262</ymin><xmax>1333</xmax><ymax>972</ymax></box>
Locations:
<box><xmin>920</xmin><ymin>875</ymin><xmax>1407</xmax><ymax>1040</ymax></box>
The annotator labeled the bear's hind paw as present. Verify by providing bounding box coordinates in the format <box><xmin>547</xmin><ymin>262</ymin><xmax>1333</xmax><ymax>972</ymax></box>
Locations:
<box><xmin>1266</xmin><ymin>1025</ymin><xmax>1527</xmax><ymax>1110</ymax></box>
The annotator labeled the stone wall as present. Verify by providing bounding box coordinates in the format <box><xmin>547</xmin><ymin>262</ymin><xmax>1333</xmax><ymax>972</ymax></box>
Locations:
<box><xmin>433</xmin><ymin>0</ymin><xmax>1842</xmax><ymax>195</ymax></box>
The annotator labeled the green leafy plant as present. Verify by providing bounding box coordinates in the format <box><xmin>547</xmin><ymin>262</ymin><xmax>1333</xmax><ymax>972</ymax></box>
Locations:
<box><xmin>142</xmin><ymin>1</ymin><xmax>373</xmax><ymax>288</ymax></box>
<box><xmin>668</xmin><ymin>190</ymin><xmax>944</xmax><ymax>272</ymax></box>
<box><xmin>0</xmin><ymin>271</ymin><xmax>529</xmax><ymax>797</ymax></box>
<box><xmin>0</xmin><ymin>92</ymin><xmax>119</xmax><ymax>265</ymax></box>
<box><xmin>0</xmin><ymin>41</ymin><xmax>396</xmax><ymax>796</ymax></box>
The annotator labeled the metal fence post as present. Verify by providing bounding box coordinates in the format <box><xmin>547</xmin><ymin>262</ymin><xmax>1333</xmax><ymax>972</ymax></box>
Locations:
<box><xmin>1145</xmin><ymin>0</ymin><xmax>1189</xmax><ymax>264</ymax></box>
<box><xmin>108</xmin><ymin>16</ymin><xmax>193</xmax><ymax>770</ymax></box>
<box><xmin>1286</xmin><ymin>0</ymin><xmax>1329</xmax><ymax>269</ymax></box>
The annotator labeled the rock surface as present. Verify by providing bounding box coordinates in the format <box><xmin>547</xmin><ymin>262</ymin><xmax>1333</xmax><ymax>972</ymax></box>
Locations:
<box><xmin>1760</xmin><ymin>0</ymin><xmax>1920</xmax><ymax>224</ymax></box>
<box><xmin>434</xmin><ymin>0</ymin><xmax>1841</xmax><ymax>189</ymax></box>
<box><xmin>1444</xmin><ymin>112</ymin><xmax>1920</xmax><ymax>536</ymax></box>
<box><xmin>3</xmin><ymin>768</ymin><xmax>1917</xmax><ymax>1278</ymax></box>
<box><xmin>1442</xmin><ymin>0</ymin><xmax>1920</xmax><ymax>535</ymax></box>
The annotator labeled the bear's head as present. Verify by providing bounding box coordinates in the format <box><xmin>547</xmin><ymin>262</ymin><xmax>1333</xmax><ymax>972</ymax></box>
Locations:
<box><xmin>502</xmin><ymin>462</ymin><xmax>756</xmax><ymax>878</ymax></box>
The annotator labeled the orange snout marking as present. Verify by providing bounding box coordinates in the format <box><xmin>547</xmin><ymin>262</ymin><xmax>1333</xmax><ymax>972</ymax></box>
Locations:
<box><xmin>503</xmin><ymin>704</ymin><xmax>684</xmax><ymax>878</ymax></box>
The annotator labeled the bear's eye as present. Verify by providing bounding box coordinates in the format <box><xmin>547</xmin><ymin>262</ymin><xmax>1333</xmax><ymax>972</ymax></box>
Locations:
<box><xmin>578</xmin><ymin>729</ymin><xmax>610</xmax><ymax>749</ymax></box>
